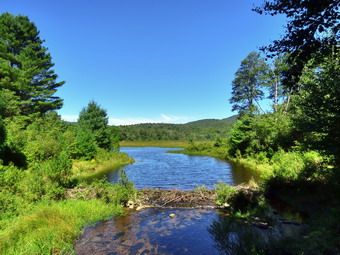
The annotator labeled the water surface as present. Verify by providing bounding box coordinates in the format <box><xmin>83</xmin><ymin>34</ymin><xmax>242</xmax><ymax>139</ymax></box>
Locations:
<box><xmin>75</xmin><ymin>208</ymin><xmax>222</xmax><ymax>255</ymax></box>
<box><xmin>108</xmin><ymin>147</ymin><xmax>259</xmax><ymax>190</ymax></box>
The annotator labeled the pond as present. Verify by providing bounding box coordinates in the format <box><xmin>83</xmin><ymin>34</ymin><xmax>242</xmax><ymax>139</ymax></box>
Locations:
<box><xmin>107</xmin><ymin>147</ymin><xmax>260</xmax><ymax>190</ymax></box>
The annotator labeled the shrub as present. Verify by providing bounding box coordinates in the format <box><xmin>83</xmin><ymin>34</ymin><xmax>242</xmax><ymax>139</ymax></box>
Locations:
<box><xmin>214</xmin><ymin>181</ymin><xmax>236</xmax><ymax>204</ymax></box>
<box><xmin>271</xmin><ymin>150</ymin><xmax>305</xmax><ymax>180</ymax></box>
<box><xmin>270</xmin><ymin>150</ymin><xmax>326</xmax><ymax>181</ymax></box>
<box><xmin>73</xmin><ymin>127</ymin><xmax>97</xmax><ymax>160</ymax></box>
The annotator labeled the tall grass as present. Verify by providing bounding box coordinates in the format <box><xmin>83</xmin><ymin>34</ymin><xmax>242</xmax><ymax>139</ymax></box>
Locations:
<box><xmin>71</xmin><ymin>150</ymin><xmax>134</xmax><ymax>183</ymax></box>
<box><xmin>0</xmin><ymin>200</ymin><xmax>123</xmax><ymax>255</ymax></box>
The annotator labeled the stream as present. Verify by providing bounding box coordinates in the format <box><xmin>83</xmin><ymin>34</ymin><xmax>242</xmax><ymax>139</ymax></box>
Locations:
<box><xmin>75</xmin><ymin>147</ymin><xmax>297</xmax><ymax>255</ymax></box>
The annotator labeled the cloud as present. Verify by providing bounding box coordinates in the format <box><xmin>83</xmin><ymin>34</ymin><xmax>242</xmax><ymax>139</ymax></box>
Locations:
<box><xmin>109</xmin><ymin>114</ymin><xmax>195</xmax><ymax>126</ymax></box>
<box><xmin>61</xmin><ymin>114</ymin><xmax>195</xmax><ymax>126</ymax></box>
<box><xmin>61</xmin><ymin>115</ymin><xmax>78</xmax><ymax>122</ymax></box>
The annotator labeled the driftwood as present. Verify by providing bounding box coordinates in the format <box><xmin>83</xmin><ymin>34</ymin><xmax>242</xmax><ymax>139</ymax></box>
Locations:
<box><xmin>138</xmin><ymin>189</ymin><xmax>217</xmax><ymax>207</ymax></box>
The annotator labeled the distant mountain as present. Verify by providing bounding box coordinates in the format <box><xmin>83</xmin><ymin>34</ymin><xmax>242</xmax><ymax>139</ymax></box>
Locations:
<box><xmin>117</xmin><ymin>115</ymin><xmax>238</xmax><ymax>141</ymax></box>
<box><xmin>184</xmin><ymin>115</ymin><xmax>238</xmax><ymax>129</ymax></box>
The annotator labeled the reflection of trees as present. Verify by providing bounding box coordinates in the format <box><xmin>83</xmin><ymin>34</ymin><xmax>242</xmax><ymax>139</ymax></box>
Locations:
<box><xmin>208</xmin><ymin>215</ymin><xmax>269</xmax><ymax>255</ymax></box>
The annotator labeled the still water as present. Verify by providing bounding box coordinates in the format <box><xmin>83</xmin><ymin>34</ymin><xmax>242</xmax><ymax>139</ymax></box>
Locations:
<box><xmin>107</xmin><ymin>147</ymin><xmax>259</xmax><ymax>190</ymax></box>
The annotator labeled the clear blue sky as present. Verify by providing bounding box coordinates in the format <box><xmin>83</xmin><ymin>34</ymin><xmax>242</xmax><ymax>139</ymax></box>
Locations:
<box><xmin>1</xmin><ymin>0</ymin><xmax>286</xmax><ymax>125</ymax></box>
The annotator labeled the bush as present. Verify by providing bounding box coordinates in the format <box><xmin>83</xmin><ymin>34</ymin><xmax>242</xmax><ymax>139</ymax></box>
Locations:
<box><xmin>73</xmin><ymin>127</ymin><xmax>97</xmax><ymax>160</ymax></box>
<box><xmin>214</xmin><ymin>181</ymin><xmax>236</xmax><ymax>204</ymax></box>
<box><xmin>271</xmin><ymin>150</ymin><xmax>305</xmax><ymax>180</ymax></box>
<box><xmin>270</xmin><ymin>150</ymin><xmax>326</xmax><ymax>181</ymax></box>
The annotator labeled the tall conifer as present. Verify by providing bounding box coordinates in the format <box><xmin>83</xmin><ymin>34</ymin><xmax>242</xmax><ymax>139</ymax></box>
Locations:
<box><xmin>0</xmin><ymin>13</ymin><xmax>64</xmax><ymax>117</ymax></box>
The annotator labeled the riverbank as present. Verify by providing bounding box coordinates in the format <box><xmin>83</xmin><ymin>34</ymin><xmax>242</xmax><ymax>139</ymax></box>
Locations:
<box><xmin>175</xmin><ymin>145</ymin><xmax>340</xmax><ymax>253</ymax></box>
<box><xmin>172</xmin><ymin>146</ymin><xmax>272</xmax><ymax>180</ymax></box>
<box><xmin>0</xmin><ymin>151</ymin><xmax>136</xmax><ymax>255</ymax></box>
<box><xmin>71</xmin><ymin>150</ymin><xmax>135</xmax><ymax>183</ymax></box>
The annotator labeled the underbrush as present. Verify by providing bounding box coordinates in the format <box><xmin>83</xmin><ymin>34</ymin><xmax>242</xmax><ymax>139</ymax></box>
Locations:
<box><xmin>0</xmin><ymin>149</ymin><xmax>136</xmax><ymax>254</ymax></box>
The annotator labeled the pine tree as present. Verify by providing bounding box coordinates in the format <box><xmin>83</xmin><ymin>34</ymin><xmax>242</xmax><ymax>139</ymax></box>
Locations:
<box><xmin>78</xmin><ymin>101</ymin><xmax>111</xmax><ymax>150</ymax></box>
<box><xmin>0</xmin><ymin>13</ymin><xmax>64</xmax><ymax>117</ymax></box>
<box><xmin>229</xmin><ymin>52</ymin><xmax>268</xmax><ymax>113</ymax></box>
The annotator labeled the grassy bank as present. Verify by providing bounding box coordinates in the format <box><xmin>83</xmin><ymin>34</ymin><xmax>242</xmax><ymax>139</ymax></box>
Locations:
<box><xmin>0</xmin><ymin>200</ymin><xmax>123</xmax><ymax>255</ymax></box>
<box><xmin>71</xmin><ymin>150</ymin><xmax>135</xmax><ymax>183</ymax></box>
<box><xmin>173</xmin><ymin>143</ymin><xmax>273</xmax><ymax>179</ymax></box>
<box><xmin>0</xmin><ymin>150</ymin><xmax>136</xmax><ymax>255</ymax></box>
<box><xmin>178</xmin><ymin>143</ymin><xmax>340</xmax><ymax>253</ymax></box>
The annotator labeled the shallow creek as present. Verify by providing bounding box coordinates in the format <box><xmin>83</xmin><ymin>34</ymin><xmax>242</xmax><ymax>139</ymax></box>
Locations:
<box><xmin>75</xmin><ymin>147</ymin><xmax>300</xmax><ymax>254</ymax></box>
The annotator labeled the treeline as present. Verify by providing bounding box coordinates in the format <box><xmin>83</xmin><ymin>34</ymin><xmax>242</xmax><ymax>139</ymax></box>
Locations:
<box><xmin>0</xmin><ymin>13</ymin><xmax>134</xmax><ymax>254</ymax></box>
<box><xmin>117</xmin><ymin>115</ymin><xmax>237</xmax><ymax>142</ymax></box>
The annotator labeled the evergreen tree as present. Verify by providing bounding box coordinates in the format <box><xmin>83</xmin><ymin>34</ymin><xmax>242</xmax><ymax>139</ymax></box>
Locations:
<box><xmin>74</xmin><ymin>127</ymin><xmax>97</xmax><ymax>160</ymax></box>
<box><xmin>294</xmin><ymin>57</ymin><xmax>340</xmax><ymax>160</ymax></box>
<box><xmin>0</xmin><ymin>13</ymin><xmax>64</xmax><ymax>117</ymax></box>
<box><xmin>229</xmin><ymin>52</ymin><xmax>268</xmax><ymax>113</ymax></box>
<box><xmin>0</xmin><ymin>117</ymin><xmax>5</xmax><ymax>160</ymax></box>
<box><xmin>78</xmin><ymin>101</ymin><xmax>111</xmax><ymax>150</ymax></box>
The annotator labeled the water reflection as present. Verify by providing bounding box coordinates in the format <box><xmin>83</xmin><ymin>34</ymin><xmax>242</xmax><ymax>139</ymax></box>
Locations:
<box><xmin>208</xmin><ymin>216</ymin><xmax>271</xmax><ymax>254</ymax></box>
<box><xmin>75</xmin><ymin>208</ymin><xmax>222</xmax><ymax>255</ymax></box>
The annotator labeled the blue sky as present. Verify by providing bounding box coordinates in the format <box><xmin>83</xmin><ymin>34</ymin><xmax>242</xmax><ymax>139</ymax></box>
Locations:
<box><xmin>1</xmin><ymin>0</ymin><xmax>286</xmax><ymax>125</ymax></box>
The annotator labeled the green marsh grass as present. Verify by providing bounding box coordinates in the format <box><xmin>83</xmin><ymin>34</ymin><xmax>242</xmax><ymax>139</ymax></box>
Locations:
<box><xmin>0</xmin><ymin>200</ymin><xmax>123</xmax><ymax>255</ymax></box>
<box><xmin>71</xmin><ymin>150</ymin><xmax>134</xmax><ymax>183</ymax></box>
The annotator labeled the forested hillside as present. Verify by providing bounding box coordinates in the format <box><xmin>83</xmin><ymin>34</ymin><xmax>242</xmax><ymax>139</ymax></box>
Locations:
<box><xmin>117</xmin><ymin>115</ymin><xmax>238</xmax><ymax>141</ymax></box>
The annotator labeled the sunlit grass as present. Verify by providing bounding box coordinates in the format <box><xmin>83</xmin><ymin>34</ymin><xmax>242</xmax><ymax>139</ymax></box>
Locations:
<box><xmin>71</xmin><ymin>151</ymin><xmax>134</xmax><ymax>183</ymax></box>
<box><xmin>0</xmin><ymin>200</ymin><xmax>123</xmax><ymax>255</ymax></box>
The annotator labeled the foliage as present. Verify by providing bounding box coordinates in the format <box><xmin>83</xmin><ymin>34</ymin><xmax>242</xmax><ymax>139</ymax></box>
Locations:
<box><xmin>293</xmin><ymin>58</ymin><xmax>340</xmax><ymax>162</ymax></box>
<box><xmin>214</xmin><ymin>181</ymin><xmax>236</xmax><ymax>205</ymax></box>
<box><xmin>228</xmin><ymin>113</ymin><xmax>294</xmax><ymax>157</ymax></box>
<box><xmin>78</xmin><ymin>101</ymin><xmax>112</xmax><ymax>150</ymax></box>
<box><xmin>23</xmin><ymin>112</ymin><xmax>68</xmax><ymax>163</ymax></box>
<box><xmin>270</xmin><ymin>150</ymin><xmax>328</xmax><ymax>181</ymax></box>
<box><xmin>229</xmin><ymin>52</ymin><xmax>268</xmax><ymax>113</ymax></box>
<box><xmin>73</xmin><ymin>126</ymin><xmax>97</xmax><ymax>160</ymax></box>
<box><xmin>109</xmin><ymin>125</ymin><xmax>120</xmax><ymax>151</ymax></box>
<box><xmin>0</xmin><ymin>13</ymin><xmax>64</xmax><ymax>117</ymax></box>
<box><xmin>0</xmin><ymin>200</ymin><xmax>123</xmax><ymax>255</ymax></box>
<box><xmin>0</xmin><ymin>12</ymin><xmax>137</xmax><ymax>255</ymax></box>
<box><xmin>0</xmin><ymin>117</ymin><xmax>5</xmax><ymax>159</ymax></box>
<box><xmin>88</xmin><ymin>178</ymin><xmax>136</xmax><ymax>205</ymax></box>
<box><xmin>254</xmin><ymin>0</ymin><xmax>339</xmax><ymax>89</ymax></box>
<box><xmin>118</xmin><ymin>115</ymin><xmax>237</xmax><ymax>142</ymax></box>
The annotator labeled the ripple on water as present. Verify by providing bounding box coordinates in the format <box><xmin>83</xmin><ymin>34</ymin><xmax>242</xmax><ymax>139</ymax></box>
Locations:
<box><xmin>107</xmin><ymin>147</ymin><xmax>260</xmax><ymax>190</ymax></box>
